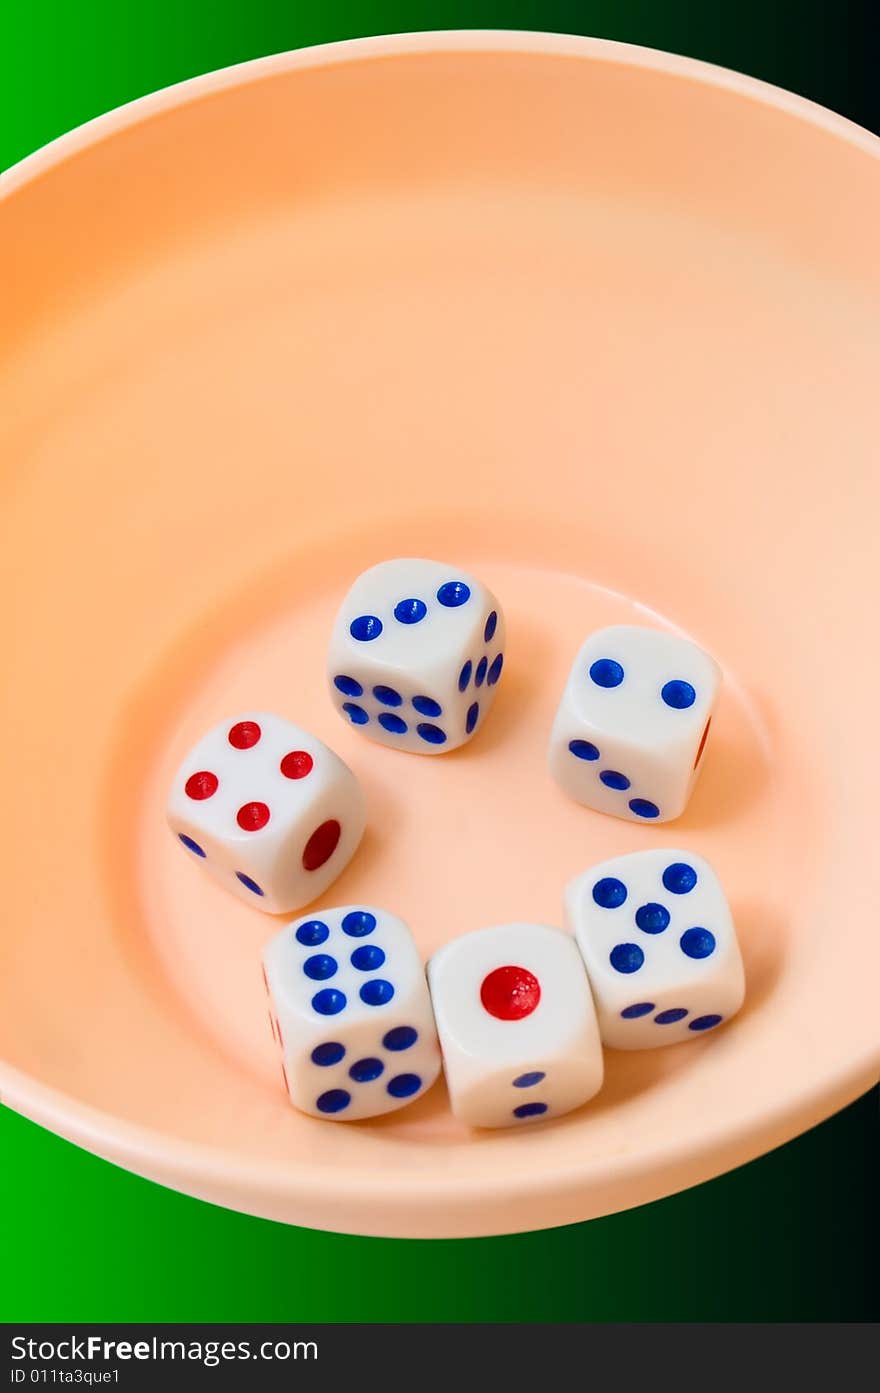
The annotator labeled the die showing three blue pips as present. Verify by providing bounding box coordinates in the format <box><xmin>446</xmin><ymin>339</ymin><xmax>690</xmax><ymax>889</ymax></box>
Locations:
<box><xmin>169</xmin><ymin>557</ymin><xmax>742</xmax><ymax>1126</ymax></box>
<box><xmin>327</xmin><ymin>558</ymin><xmax>505</xmax><ymax>754</ymax></box>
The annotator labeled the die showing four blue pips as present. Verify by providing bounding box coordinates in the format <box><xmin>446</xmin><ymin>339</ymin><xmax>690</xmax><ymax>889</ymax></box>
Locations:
<box><xmin>169</xmin><ymin>556</ymin><xmax>743</xmax><ymax>1127</ymax></box>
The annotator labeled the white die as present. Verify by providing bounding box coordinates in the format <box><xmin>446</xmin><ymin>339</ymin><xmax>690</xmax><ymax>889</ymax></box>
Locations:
<box><xmin>548</xmin><ymin>625</ymin><xmax>720</xmax><ymax>823</ymax></box>
<box><xmin>427</xmin><ymin>923</ymin><xmax>603</xmax><ymax>1128</ymax></box>
<box><xmin>167</xmin><ymin>712</ymin><xmax>365</xmax><ymax>914</ymax></box>
<box><xmin>566</xmin><ymin>849</ymin><xmax>744</xmax><ymax>1049</ymax></box>
<box><xmin>327</xmin><ymin>558</ymin><xmax>506</xmax><ymax>753</ymax></box>
<box><xmin>263</xmin><ymin>906</ymin><xmax>441</xmax><ymax>1120</ymax></box>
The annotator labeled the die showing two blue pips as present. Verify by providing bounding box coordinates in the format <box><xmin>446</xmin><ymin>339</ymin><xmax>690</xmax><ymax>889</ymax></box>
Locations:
<box><xmin>549</xmin><ymin>624</ymin><xmax>721</xmax><ymax>823</ymax></box>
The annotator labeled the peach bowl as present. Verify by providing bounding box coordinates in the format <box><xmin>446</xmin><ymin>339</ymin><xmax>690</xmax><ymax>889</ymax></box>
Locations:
<box><xmin>1</xmin><ymin>32</ymin><xmax>878</xmax><ymax>1238</ymax></box>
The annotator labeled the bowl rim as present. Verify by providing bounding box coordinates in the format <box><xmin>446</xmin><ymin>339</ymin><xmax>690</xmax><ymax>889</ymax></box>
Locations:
<box><xmin>1</xmin><ymin>28</ymin><xmax>877</xmax><ymax>203</ymax></box>
<box><xmin>2</xmin><ymin>30</ymin><xmax>878</xmax><ymax>1234</ymax></box>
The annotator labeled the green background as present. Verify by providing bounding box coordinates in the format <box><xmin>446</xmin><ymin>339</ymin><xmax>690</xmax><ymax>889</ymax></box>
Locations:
<box><xmin>1</xmin><ymin>1</ymin><xmax>878</xmax><ymax>1322</ymax></box>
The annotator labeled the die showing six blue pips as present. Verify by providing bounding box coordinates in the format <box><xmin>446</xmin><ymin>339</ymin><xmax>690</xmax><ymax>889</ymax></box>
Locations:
<box><xmin>168</xmin><ymin>558</ymin><xmax>743</xmax><ymax>1127</ymax></box>
<box><xmin>263</xmin><ymin>906</ymin><xmax>441</xmax><ymax>1121</ymax></box>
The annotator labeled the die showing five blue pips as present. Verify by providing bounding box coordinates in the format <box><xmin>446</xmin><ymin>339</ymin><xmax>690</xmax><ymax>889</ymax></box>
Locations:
<box><xmin>565</xmin><ymin>849</ymin><xmax>744</xmax><ymax>1052</ymax></box>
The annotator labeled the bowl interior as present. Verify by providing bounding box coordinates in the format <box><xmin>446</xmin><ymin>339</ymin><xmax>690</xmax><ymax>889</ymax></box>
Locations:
<box><xmin>1</xmin><ymin>35</ymin><xmax>877</xmax><ymax>1237</ymax></box>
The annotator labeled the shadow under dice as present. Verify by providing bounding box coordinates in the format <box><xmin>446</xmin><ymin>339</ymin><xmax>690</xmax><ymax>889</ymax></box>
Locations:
<box><xmin>549</xmin><ymin>624</ymin><xmax>720</xmax><ymax>822</ymax></box>
<box><xmin>263</xmin><ymin>906</ymin><xmax>441</xmax><ymax>1120</ymax></box>
<box><xmin>566</xmin><ymin>849</ymin><xmax>745</xmax><ymax>1049</ymax></box>
<box><xmin>327</xmin><ymin>557</ymin><xmax>505</xmax><ymax>753</ymax></box>
<box><xmin>167</xmin><ymin>712</ymin><xmax>365</xmax><ymax>913</ymax></box>
<box><xmin>428</xmin><ymin>923</ymin><xmax>603</xmax><ymax>1128</ymax></box>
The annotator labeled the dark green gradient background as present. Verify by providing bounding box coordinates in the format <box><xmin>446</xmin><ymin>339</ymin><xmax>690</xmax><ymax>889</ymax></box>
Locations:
<box><xmin>1</xmin><ymin>2</ymin><xmax>878</xmax><ymax>1322</ymax></box>
<box><xmin>2</xmin><ymin>0</ymin><xmax>880</xmax><ymax>170</ymax></box>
